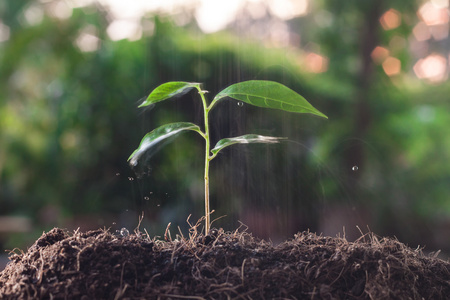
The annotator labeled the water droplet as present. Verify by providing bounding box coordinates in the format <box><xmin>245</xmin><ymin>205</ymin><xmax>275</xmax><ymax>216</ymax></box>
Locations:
<box><xmin>128</xmin><ymin>177</ymin><xmax>134</xmax><ymax>181</ymax></box>
<box><xmin>112</xmin><ymin>222</ymin><xmax>116</xmax><ymax>225</ymax></box>
<box><xmin>237</xmin><ymin>101</ymin><xmax>244</xmax><ymax>107</ymax></box>
<box><xmin>150</xmin><ymin>192</ymin><xmax>153</xmax><ymax>194</ymax></box>
<box><xmin>157</xmin><ymin>204</ymin><xmax>161</xmax><ymax>207</ymax></box>
<box><xmin>352</xmin><ymin>166</ymin><xmax>359</xmax><ymax>171</ymax></box>
<box><xmin>144</xmin><ymin>196</ymin><xmax>149</xmax><ymax>200</ymax></box>
<box><xmin>120</xmin><ymin>228</ymin><xmax>129</xmax><ymax>237</ymax></box>
<box><xmin>115</xmin><ymin>173</ymin><xmax>120</xmax><ymax>176</ymax></box>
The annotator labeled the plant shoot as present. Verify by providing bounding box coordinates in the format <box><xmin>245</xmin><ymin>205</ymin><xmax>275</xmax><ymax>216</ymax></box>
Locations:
<box><xmin>129</xmin><ymin>80</ymin><xmax>327</xmax><ymax>234</ymax></box>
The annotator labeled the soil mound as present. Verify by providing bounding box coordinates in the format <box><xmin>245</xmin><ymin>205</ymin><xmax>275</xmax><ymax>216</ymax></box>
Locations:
<box><xmin>0</xmin><ymin>227</ymin><xmax>449</xmax><ymax>299</ymax></box>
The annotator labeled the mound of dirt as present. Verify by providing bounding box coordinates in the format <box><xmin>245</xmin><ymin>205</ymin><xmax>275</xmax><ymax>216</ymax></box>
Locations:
<box><xmin>0</xmin><ymin>227</ymin><xmax>449</xmax><ymax>299</ymax></box>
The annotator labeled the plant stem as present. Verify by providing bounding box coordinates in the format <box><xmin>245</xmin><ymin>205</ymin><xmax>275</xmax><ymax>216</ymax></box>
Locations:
<box><xmin>198</xmin><ymin>89</ymin><xmax>211</xmax><ymax>235</ymax></box>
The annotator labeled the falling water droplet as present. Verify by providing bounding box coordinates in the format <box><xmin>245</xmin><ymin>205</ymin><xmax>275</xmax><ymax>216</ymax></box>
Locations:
<box><xmin>144</xmin><ymin>196</ymin><xmax>150</xmax><ymax>200</ymax></box>
<box><xmin>157</xmin><ymin>204</ymin><xmax>161</xmax><ymax>207</ymax></box>
<box><xmin>120</xmin><ymin>228</ymin><xmax>129</xmax><ymax>237</ymax></box>
<box><xmin>352</xmin><ymin>166</ymin><xmax>359</xmax><ymax>171</ymax></box>
<box><xmin>115</xmin><ymin>173</ymin><xmax>120</xmax><ymax>176</ymax></box>
<box><xmin>237</xmin><ymin>101</ymin><xmax>244</xmax><ymax>107</ymax></box>
<box><xmin>112</xmin><ymin>222</ymin><xmax>116</xmax><ymax>225</ymax></box>
<box><xmin>128</xmin><ymin>177</ymin><xmax>134</xmax><ymax>181</ymax></box>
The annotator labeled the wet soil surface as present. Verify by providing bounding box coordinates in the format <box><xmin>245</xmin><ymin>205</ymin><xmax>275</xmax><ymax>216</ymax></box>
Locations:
<box><xmin>0</xmin><ymin>227</ymin><xmax>449</xmax><ymax>299</ymax></box>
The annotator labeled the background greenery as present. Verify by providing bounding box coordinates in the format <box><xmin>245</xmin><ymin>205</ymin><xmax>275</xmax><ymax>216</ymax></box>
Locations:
<box><xmin>1</xmin><ymin>0</ymin><xmax>449</xmax><ymax>258</ymax></box>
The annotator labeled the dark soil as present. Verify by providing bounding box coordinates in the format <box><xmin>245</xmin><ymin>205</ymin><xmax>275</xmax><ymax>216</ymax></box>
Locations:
<box><xmin>0</xmin><ymin>227</ymin><xmax>449</xmax><ymax>299</ymax></box>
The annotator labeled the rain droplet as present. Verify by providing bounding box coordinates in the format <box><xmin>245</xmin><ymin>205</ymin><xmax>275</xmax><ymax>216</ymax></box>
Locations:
<box><xmin>352</xmin><ymin>166</ymin><xmax>359</xmax><ymax>171</ymax></box>
<box><xmin>115</xmin><ymin>173</ymin><xmax>120</xmax><ymax>176</ymax></box>
<box><xmin>128</xmin><ymin>177</ymin><xmax>134</xmax><ymax>181</ymax></box>
<box><xmin>144</xmin><ymin>196</ymin><xmax>150</xmax><ymax>200</ymax></box>
<box><xmin>237</xmin><ymin>101</ymin><xmax>244</xmax><ymax>107</ymax></box>
<box><xmin>157</xmin><ymin>204</ymin><xmax>161</xmax><ymax>207</ymax></box>
<box><xmin>112</xmin><ymin>222</ymin><xmax>116</xmax><ymax>225</ymax></box>
<box><xmin>120</xmin><ymin>228</ymin><xmax>129</xmax><ymax>237</ymax></box>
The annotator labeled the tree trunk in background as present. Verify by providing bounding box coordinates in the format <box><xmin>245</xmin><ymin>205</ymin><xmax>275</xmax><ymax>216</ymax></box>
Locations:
<box><xmin>346</xmin><ymin>1</ymin><xmax>382</xmax><ymax>185</ymax></box>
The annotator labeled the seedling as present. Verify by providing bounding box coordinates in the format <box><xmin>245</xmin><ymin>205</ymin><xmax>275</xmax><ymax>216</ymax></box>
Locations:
<box><xmin>128</xmin><ymin>80</ymin><xmax>327</xmax><ymax>234</ymax></box>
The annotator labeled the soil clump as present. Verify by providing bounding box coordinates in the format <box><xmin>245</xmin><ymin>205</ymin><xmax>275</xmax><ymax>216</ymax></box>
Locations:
<box><xmin>0</xmin><ymin>227</ymin><xmax>449</xmax><ymax>299</ymax></box>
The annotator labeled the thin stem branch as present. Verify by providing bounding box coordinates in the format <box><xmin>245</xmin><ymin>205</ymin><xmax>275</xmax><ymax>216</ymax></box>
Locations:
<box><xmin>198</xmin><ymin>89</ymin><xmax>211</xmax><ymax>235</ymax></box>
<box><xmin>209</xmin><ymin>152</ymin><xmax>218</xmax><ymax>161</ymax></box>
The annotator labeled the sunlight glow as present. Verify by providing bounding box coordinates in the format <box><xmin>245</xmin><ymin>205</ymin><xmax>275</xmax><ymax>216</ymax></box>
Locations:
<box><xmin>92</xmin><ymin>0</ymin><xmax>193</xmax><ymax>39</ymax></box>
<box><xmin>380</xmin><ymin>9</ymin><xmax>401</xmax><ymax>30</ymax></box>
<box><xmin>418</xmin><ymin>1</ymin><xmax>449</xmax><ymax>26</ymax></box>
<box><xmin>268</xmin><ymin>0</ymin><xmax>308</xmax><ymax>20</ymax></box>
<box><xmin>415</xmin><ymin>1</ymin><xmax>450</xmax><ymax>41</ymax></box>
<box><xmin>247</xmin><ymin>0</ymin><xmax>267</xmax><ymax>19</ymax></box>
<box><xmin>82</xmin><ymin>0</ymin><xmax>311</xmax><ymax>36</ymax></box>
<box><xmin>382</xmin><ymin>57</ymin><xmax>401</xmax><ymax>76</ymax></box>
<box><xmin>195</xmin><ymin>0</ymin><xmax>244</xmax><ymax>33</ymax></box>
<box><xmin>107</xmin><ymin>20</ymin><xmax>142</xmax><ymax>41</ymax></box>
<box><xmin>413</xmin><ymin>54</ymin><xmax>447</xmax><ymax>82</ymax></box>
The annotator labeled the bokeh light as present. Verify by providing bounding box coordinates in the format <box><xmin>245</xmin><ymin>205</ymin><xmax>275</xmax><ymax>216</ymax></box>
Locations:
<box><xmin>75</xmin><ymin>26</ymin><xmax>100</xmax><ymax>52</ymax></box>
<box><xmin>413</xmin><ymin>22</ymin><xmax>432</xmax><ymax>41</ymax></box>
<box><xmin>418</xmin><ymin>1</ymin><xmax>449</xmax><ymax>26</ymax></box>
<box><xmin>371</xmin><ymin>46</ymin><xmax>390</xmax><ymax>64</ymax></box>
<box><xmin>413</xmin><ymin>53</ymin><xmax>447</xmax><ymax>82</ymax></box>
<box><xmin>304</xmin><ymin>52</ymin><xmax>328</xmax><ymax>73</ymax></box>
<box><xmin>382</xmin><ymin>56</ymin><xmax>401</xmax><ymax>76</ymax></box>
<box><xmin>380</xmin><ymin>9</ymin><xmax>401</xmax><ymax>30</ymax></box>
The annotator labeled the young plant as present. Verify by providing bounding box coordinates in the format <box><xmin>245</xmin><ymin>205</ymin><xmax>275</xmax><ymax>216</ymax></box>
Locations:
<box><xmin>128</xmin><ymin>80</ymin><xmax>327</xmax><ymax>234</ymax></box>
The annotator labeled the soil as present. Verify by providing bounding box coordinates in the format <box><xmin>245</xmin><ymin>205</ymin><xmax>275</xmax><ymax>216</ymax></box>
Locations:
<box><xmin>0</xmin><ymin>226</ymin><xmax>449</xmax><ymax>299</ymax></box>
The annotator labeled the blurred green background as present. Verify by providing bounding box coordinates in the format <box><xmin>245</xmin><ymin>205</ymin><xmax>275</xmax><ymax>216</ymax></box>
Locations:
<box><xmin>1</xmin><ymin>0</ymin><xmax>450</xmax><ymax>265</ymax></box>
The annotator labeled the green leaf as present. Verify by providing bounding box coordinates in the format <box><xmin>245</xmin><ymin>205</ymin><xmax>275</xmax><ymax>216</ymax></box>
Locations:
<box><xmin>213</xmin><ymin>80</ymin><xmax>327</xmax><ymax>118</ymax></box>
<box><xmin>139</xmin><ymin>82</ymin><xmax>200</xmax><ymax>107</ymax></box>
<box><xmin>211</xmin><ymin>134</ymin><xmax>286</xmax><ymax>156</ymax></box>
<box><xmin>128</xmin><ymin>122</ymin><xmax>203</xmax><ymax>166</ymax></box>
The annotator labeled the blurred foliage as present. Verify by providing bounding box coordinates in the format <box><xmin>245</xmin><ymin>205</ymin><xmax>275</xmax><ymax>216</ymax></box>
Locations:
<box><xmin>1</xmin><ymin>0</ymin><xmax>450</xmax><ymax>254</ymax></box>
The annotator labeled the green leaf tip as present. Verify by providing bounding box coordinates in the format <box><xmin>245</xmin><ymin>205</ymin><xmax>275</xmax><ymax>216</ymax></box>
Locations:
<box><xmin>214</xmin><ymin>80</ymin><xmax>327</xmax><ymax>119</ymax></box>
<box><xmin>128</xmin><ymin>122</ymin><xmax>202</xmax><ymax>167</ymax></box>
<box><xmin>139</xmin><ymin>81</ymin><xmax>201</xmax><ymax>107</ymax></box>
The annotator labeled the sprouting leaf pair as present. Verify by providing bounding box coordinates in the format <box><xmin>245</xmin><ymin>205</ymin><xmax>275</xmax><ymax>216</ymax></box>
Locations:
<box><xmin>129</xmin><ymin>80</ymin><xmax>327</xmax><ymax>234</ymax></box>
